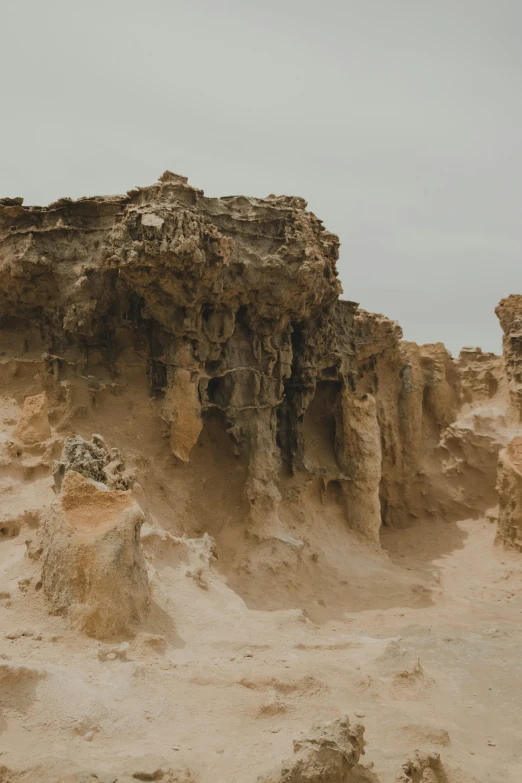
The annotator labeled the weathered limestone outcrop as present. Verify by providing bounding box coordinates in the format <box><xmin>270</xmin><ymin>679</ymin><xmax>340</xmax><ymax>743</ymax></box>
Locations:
<box><xmin>9</xmin><ymin>171</ymin><xmax>488</xmax><ymax>541</ymax></box>
<box><xmin>164</xmin><ymin>365</ymin><xmax>203</xmax><ymax>461</ymax></box>
<box><xmin>41</xmin><ymin>471</ymin><xmax>150</xmax><ymax>638</ymax></box>
<box><xmin>437</xmin><ymin>408</ymin><xmax>511</xmax><ymax>516</ymax></box>
<box><xmin>353</xmin><ymin>310</ymin><xmax>414</xmax><ymax>527</ymax></box>
<box><xmin>2</xmin><ymin>173</ymin><xmax>521</xmax><ymax>783</ymax></box>
<box><xmin>1</xmin><ymin>171</ymin><xmax>521</xmax><ymax>549</ymax></box>
<box><xmin>457</xmin><ymin>347</ymin><xmax>505</xmax><ymax>408</ymax></box>
<box><xmin>1</xmin><ymin>174</ymin><xmax>350</xmax><ymax>522</ymax></box>
<box><xmin>13</xmin><ymin>391</ymin><xmax>51</xmax><ymax>445</ymax></box>
<box><xmin>258</xmin><ymin>715</ymin><xmax>369</xmax><ymax>783</ymax></box>
<box><xmin>0</xmin><ymin>173</ymin><xmax>364</xmax><ymax>538</ymax></box>
<box><xmin>426</xmin><ymin>344</ymin><xmax>515</xmax><ymax>524</ymax></box>
<box><xmin>353</xmin><ymin>311</ymin><xmax>460</xmax><ymax>526</ymax></box>
<box><xmin>496</xmin><ymin>295</ymin><xmax>522</xmax><ymax>420</ymax></box>
<box><xmin>496</xmin><ymin>436</ymin><xmax>522</xmax><ymax>550</ymax></box>
<box><xmin>335</xmin><ymin>391</ymin><xmax>382</xmax><ymax>542</ymax></box>
<box><xmin>100</xmin><ymin>173</ymin><xmax>352</xmax><ymax>525</ymax></box>
<box><xmin>352</xmin><ymin>305</ymin><xmax>522</xmax><ymax>527</ymax></box>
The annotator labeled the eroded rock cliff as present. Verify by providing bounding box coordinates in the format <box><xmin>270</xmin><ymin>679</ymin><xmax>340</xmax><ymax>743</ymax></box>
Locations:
<box><xmin>496</xmin><ymin>295</ymin><xmax>522</xmax><ymax>420</ymax></box>
<box><xmin>42</xmin><ymin>470</ymin><xmax>150</xmax><ymax>638</ymax></box>
<box><xmin>2</xmin><ymin>172</ymin><xmax>521</xmax><ymax>571</ymax></box>
<box><xmin>496</xmin><ymin>436</ymin><xmax>522</xmax><ymax>551</ymax></box>
<box><xmin>1</xmin><ymin>173</ymin><xmax>359</xmax><ymax>535</ymax></box>
<box><xmin>1</xmin><ymin>173</ymin><xmax>521</xmax><ymax>783</ymax></box>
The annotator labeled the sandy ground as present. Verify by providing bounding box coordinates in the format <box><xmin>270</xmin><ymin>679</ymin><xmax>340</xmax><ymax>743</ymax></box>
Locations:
<box><xmin>2</xmin><ymin>504</ymin><xmax>522</xmax><ymax>782</ymax></box>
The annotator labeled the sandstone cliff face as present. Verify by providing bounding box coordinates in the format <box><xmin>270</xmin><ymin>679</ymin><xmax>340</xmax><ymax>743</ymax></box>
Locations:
<box><xmin>259</xmin><ymin>715</ymin><xmax>448</xmax><ymax>783</ymax></box>
<box><xmin>1</xmin><ymin>174</ymin><xmax>521</xmax><ymax>783</ymax></box>
<box><xmin>496</xmin><ymin>295</ymin><xmax>522</xmax><ymax>420</ymax></box>
<box><xmin>496</xmin><ymin>436</ymin><xmax>522</xmax><ymax>551</ymax></box>
<box><xmin>353</xmin><ymin>311</ymin><xmax>461</xmax><ymax>526</ymax></box>
<box><xmin>351</xmin><ymin>311</ymin><xmax>517</xmax><ymax>528</ymax></box>
<box><xmin>0</xmin><ymin>173</ymin><xmax>359</xmax><ymax>536</ymax></box>
<box><xmin>42</xmin><ymin>470</ymin><xmax>150</xmax><ymax>638</ymax></box>
<box><xmin>457</xmin><ymin>347</ymin><xmax>505</xmax><ymax>409</ymax></box>
<box><xmin>0</xmin><ymin>172</ymin><xmax>516</xmax><ymax>549</ymax></box>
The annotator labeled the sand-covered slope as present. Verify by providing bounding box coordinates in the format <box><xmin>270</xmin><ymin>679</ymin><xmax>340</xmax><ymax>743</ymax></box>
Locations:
<box><xmin>1</xmin><ymin>175</ymin><xmax>522</xmax><ymax>782</ymax></box>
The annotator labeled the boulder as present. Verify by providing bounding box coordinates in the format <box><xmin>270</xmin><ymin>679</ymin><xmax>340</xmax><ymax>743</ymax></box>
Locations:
<box><xmin>13</xmin><ymin>391</ymin><xmax>51</xmax><ymax>445</ymax></box>
<box><xmin>259</xmin><ymin>715</ymin><xmax>368</xmax><ymax>782</ymax></box>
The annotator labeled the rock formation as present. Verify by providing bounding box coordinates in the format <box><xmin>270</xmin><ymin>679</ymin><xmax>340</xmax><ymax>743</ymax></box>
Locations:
<box><xmin>41</xmin><ymin>470</ymin><xmax>150</xmax><ymax>638</ymax></box>
<box><xmin>0</xmin><ymin>172</ymin><xmax>359</xmax><ymax>535</ymax></box>
<box><xmin>13</xmin><ymin>391</ymin><xmax>52</xmax><ymax>445</ymax></box>
<box><xmin>1</xmin><ymin>170</ymin><xmax>521</xmax><ymax>548</ymax></box>
<box><xmin>496</xmin><ymin>295</ymin><xmax>522</xmax><ymax>419</ymax></box>
<box><xmin>496</xmin><ymin>436</ymin><xmax>522</xmax><ymax>550</ymax></box>
<box><xmin>396</xmin><ymin>752</ymin><xmax>446</xmax><ymax>783</ymax></box>
<box><xmin>259</xmin><ymin>716</ymin><xmax>448</xmax><ymax>783</ymax></box>
<box><xmin>2</xmin><ymin>169</ymin><xmax>506</xmax><ymax>544</ymax></box>
<box><xmin>0</xmin><ymin>172</ymin><xmax>521</xmax><ymax>783</ymax></box>
<box><xmin>258</xmin><ymin>715</ymin><xmax>370</xmax><ymax>783</ymax></box>
<box><xmin>53</xmin><ymin>434</ymin><xmax>133</xmax><ymax>490</ymax></box>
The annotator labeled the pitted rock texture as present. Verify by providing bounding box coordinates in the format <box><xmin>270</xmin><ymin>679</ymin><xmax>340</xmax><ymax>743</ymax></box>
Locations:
<box><xmin>259</xmin><ymin>715</ymin><xmax>448</xmax><ymax>783</ymax></box>
<box><xmin>396</xmin><ymin>751</ymin><xmax>446</xmax><ymax>783</ymax></box>
<box><xmin>457</xmin><ymin>347</ymin><xmax>505</xmax><ymax>408</ymax></box>
<box><xmin>41</xmin><ymin>470</ymin><xmax>150</xmax><ymax>638</ymax></box>
<box><xmin>1</xmin><ymin>172</ymin><xmax>522</xmax><ymax>783</ymax></box>
<box><xmin>353</xmin><ymin>312</ymin><xmax>461</xmax><ymax>526</ymax></box>
<box><xmin>0</xmin><ymin>171</ymin><xmax>520</xmax><ymax>540</ymax></box>
<box><xmin>259</xmin><ymin>715</ymin><xmax>369</xmax><ymax>783</ymax></box>
<box><xmin>13</xmin><ymin>391</ymin><xmax>52</xmax><ymax>445</ymax></box>
<box><xmin>54</xmin><ymin>434</ymin><xmax>133</xmax><ymax>491</ymax></box>
<box><xmin>0</xmin><ymin>171</ymin><xmax>359</xmax><ymax>533</ymax></box>
<box><xmin>496</xmin><ymin>436</ymin><xmax>522</xmax><ymax>551</ymax></box>
<box><xmin>496</xmin><ymin>295</ymin><xmax>522</xmax><ymax>419</ymax></box>
<box><xmin>0</xmin><ymin>171</ymin><xmax>520</xmax><ymax>541</ymax></box>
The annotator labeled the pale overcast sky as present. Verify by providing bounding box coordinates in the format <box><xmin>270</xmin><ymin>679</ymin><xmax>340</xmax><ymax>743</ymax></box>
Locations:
<box><xmin>1</xmin><ymin>1</ymin><xmax>521</xmax><ymax>354</ymax></box>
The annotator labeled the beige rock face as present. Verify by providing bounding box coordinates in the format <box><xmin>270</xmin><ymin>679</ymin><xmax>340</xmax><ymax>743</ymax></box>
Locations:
<box><xmin>53</xmin><ymin>434</ymin><xmax>134</xmax><ymax>490</ymax></box>
<box><xmin>42</xmin><ymin>471</ymin><xmax>150</xmax><ymax>638</ymax></box>
<box><xmin>13</xmin><ymin>392</ymin><xmax>51</xmax><ymax>445</ymax></box>
<box><xmin>353</xmin><ymin>313</ymin><xmax>461</xmax><ymax>527</ymax></box>
<box><xmin>496</xmin><ymin>436</ymin><xmax>522</xmax><ymax>550</ymax></box>
<box><xmin>396</xmin><ymin>752</ymin><xmax>447</xmax><ymax>783</ymax></box>
<box><xmin>164</xmin><ymin>367</ymin><xmax>203</xmax><ymax>461</ymax></box>
<box><xmin>0</xmin><ymin>171</ymin><xmax>517</xmax><ymax>542</ymax></box>
<box><xmin>352</xmin><ymin>309</ymin><xmax>522</xmax><ymax>528</ymax></box>
<box><xmin>496</xmin><ymin>295</ymin><xmax>522</xmax><ymax>419</ymax></box>
<box><xmin>1</xmin><ymin>173</ymin><xmax>522</xmax><ymax>783</ymax></box>
<box><xmin>457</xmin><ymin>347</ymin><xmax>505</xmax><ymax>408</ymax></box>
<box><xmin>336</xmin><ymin>391</ymin><xmax>382</xmax><ymax>543</ymax></box>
